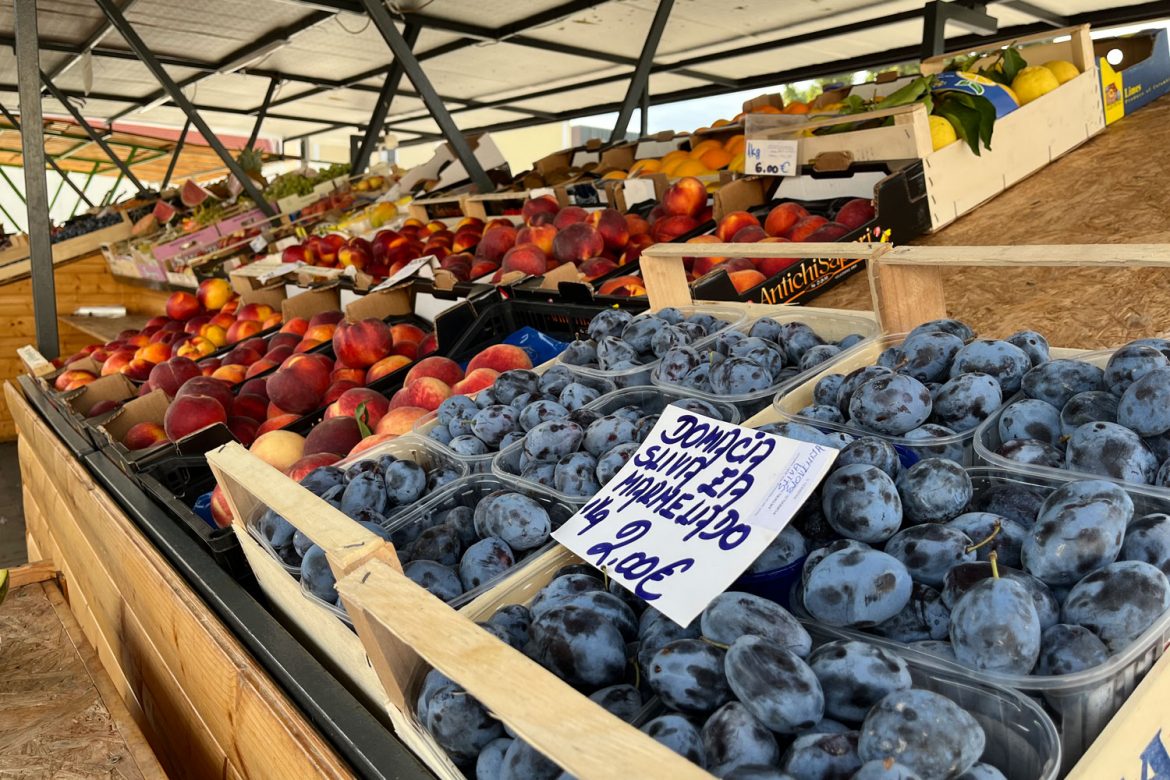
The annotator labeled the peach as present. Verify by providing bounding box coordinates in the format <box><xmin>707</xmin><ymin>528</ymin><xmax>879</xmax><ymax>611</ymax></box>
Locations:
<box><xmin>285</xmin><ymin>453</ymin><xmax>341</xmax><ymax>483</ymax></box>
<box><xmin>692</xmin><ymin>255</ymin><xmax>729</xmax><ymax>278</ymax></box>
<box><xmin>553</xmin><ymin>206</ymin><xmax>589</xmax><ymax>230</ymax></box>
<box><xmin>625</xmin><ymin>214</ymin><xmax>651</xmax><ymax>236</ymax></box>
<box><xmin>176</xmin><ymin>376</ymin><xmax>235</xmax><ymax>411</ymax></box>
<box><xmin>651</xmin><ymin>215</ymin><xmax>700</xmax><ymax>243</ymax></box>
<box><xmin>184</xmin><ymin>314</ymin><xmax>212</xmax><ymax>335</ymax></box>
<box><xmin>516</xmin><ymin>224</ymin><xmax>557</xmax><ymax>256</ymax></box>
<box><xmin>522</xmin><ymin>195</ymin><xmax>560</xmax><ymax>225</ymax></box>
<box><xmin>86</xmin><ymin>399</ymin><xmax>122</xmax><ymax>418</ymax></box>
<box><xmin>619</xmin><ymin>233</ymin><xmax>655</xmax><ymax>266</ymax></box>
<box><xmin>326</xmin><ymin>387</ymin><xmax>390</xmax><ymax>428</ymax></box>
<box><xmin>723</xmin><ymin>257</ymin><xmax>756</xmax><ymax>272</ymax></box>
<box><xmin>209</xmin><ymin>484</ymin><xmax>234</xmax><ymax>528</ymax></box>
<box><xmin>348</xmin><ymin>433</ymin><xmax>397</xmax><ymax>456</ymax></box>
<box><xmin>209</xmin><ymin>312</ymin><xmax>236</xmax><ymax>331</ymax></box>
<box><xmin>267</xmin><ymin>368</ymin><xmax>328</xmax><ymax>415</ymax></box>
<box><xmin>282</xmin><ymin>244</ymin><xmax>308</xmax><ymax>264</ymax></box>
<box><xmin>148</xmin><ymin>357</ymin><xmax>202</xmax><ymax>397</ymax></box>
<box><xmin>552</xmin><ymin>223</ymin><xmax>605</xmax><ymax>266</ymax></box>
<box><xmin>303</xmin><ymin>323</ymin><xmax>337</xmax><ymax>343</ymax></box>
<box><xmin>200</xmin><ymin>324</ymin><xmax>228</xmax><ymax>347</ymax></box>
<box><xmin>764</xmin><ymin>202</ymin><xmax>811</xmax><ymax>237</ymax></box>
<box><xmin>256</xmin><ymin>414</ymin><xmax>299</xmax><ymax>436</ymax></box>
<box><xmin>197</xmin><ymin>278</ymin><xmax>233</xmax><ymax>312</ymax></box>
<box><xmin>121</xmin><ymin>358</ymin><xmax>154</xmax><ymax>382</ymax></box>
<box><xmin>786</xmin><ymin>215</ymin><xmax>829</xmax><ymax>241</ymax></box>
<box><xmin>338</xmin><ymin>243</ymin><xmax>371</xmax><ymax>270</ymax></box>
<box><xmin>580</xmin><ymin>257</ymin><xmax>618</xmax><ymax>281</ymax></box>
<box><xmin>324</xmin><ymin>380</ymin><xmax>360</xmax><ymax>404</ymax></box>
<box><xmin>228</xmin><ymin>416</ymin><xmax>260</xmax><ymax>446</ymax></box>
<box><xmin>452</xmin><ymin>230</ymin><xmax>481</xmax><ymax>253</ymax></box>
<box><xmin>375</xmin><ymin>406</ymin><xmax>429</xmax><ymax>436</ymax></box>
<box><xmin>715</xmin><ymin>211</ymin><xmax>761</xmax><ymax>242</ymax></box>
<box><xmin>262</xmin><ymin>313</ymin><xmax>283</xmax><ymax>330</ymax></box>
<box><xmin>262</xmin><ymin>345</ymin><xmax>294</xmax><ymax>365</ymax></box>
<box><xmin>165</xmin><ymin>291</ymin><xmax>202</xmax><ymax>321</ymax></box>
<box><xmin>390</xmin><ymin>377</ymin><xmax>451</xmax><ymax>411</ymax></box>
<box><xmin>249</xmin><ymin>430</ymin><xmax>306</xmax><ymax>472</ymax></box>
<box><xmin>834</xmin><ymin>198</ymin><xmax>875</xmax><ymax>229</ymax></box>
<box><xmin>164</xmin><ymin>394</ymin><xmax>227</xmax><ymax>441</ymax></box>
<box><xmin>393</xmin><ymin>342</ymin><xmax>423</xmax><ymax>362</ymax></box>
<box><xmin>268</xmin><ymin>332</ymin><xmax>302</xmax><ymax>351</ymax></box>
<box><xmin>138</xmin><ymin>381</ymin><xmax>155</xmax><ymax>396</ymax></box>
<box><xmin>501</xmin><ymin>243</ymin><xmax>549</xmax><ymax>276</ymax></box>
<box><xmin>467</xmin><ymin>344</ymin><xmax>532</xmax><ymax>374</ymax></box>
<box><xmin>597</xmin><ymin>276</ymin><xmax>647</xmax><ymax>297</ymax></box>
<box><xmin>474</xmin><ymin>224</ymin><xmax>518</xmax><ymax>264</ymax></box>
<box><xmin>125</xmin><ymin>332</ymin><xmax>150</xmax><ymax>348</ymax></box>
<box><xmin>303</xmin><ymin>417</ymin><xmax>363</xmax><ymax>458</ymax></box>
<box><xmin>239</xmin><ymin>377</ymin><xmax>268</xmax><ymax>399</ymax></box>
<box><xmin>729</xmin><ymin>269</ymin><xmax>767</xmax><ymax>293</ymax></box>
<box><xmin>54</xmin><ymin>369</ymin><xmax>96</xmax><ymax>392</ymax></box>
<box><xmin>405</xmin><ymin>356</ymin><xmax>463</xmax><ymax>387</ymax></box>
<box><xmin>281</xmin><ymin>317</ymin><xmax>309</xmax><ymax>336</ymax></box>
<box><xmin>294</xmin><ymin>339</ymin><xmax>324</xmax><ymax>353</ymax></box>
<box><xmin>237</xmin><ymin>302</ymin><xmax>275</xmax><ymax>322</ymax></box>
<box><xmin>456</xmin><ymin>216</ymin><xmax>485</xmax><ymax>233</ymax></box>
<box><xmin>756</xmin><ymin>253</ymin><xmax>801</xmax><ymax>278</ymax></box>
<box><xmin>245</xmin><ymin>359</ymin><xmax>278</xmax><ymax>379</ymax></box>
<box><xmin>309</xmin><ymin>310</ymin><xmax>344</xmax><ymax>328</ymax></box>
<box><xmin>732</xmin><ymin>225</ymin><xmax>767</xmax><ymax>243</ymax></box>
<box><xmin>144</xmin><ymin>316</ymin><xmax>168</xmax><ymax>330</ymax></box>
<box><xmin>233</xmin><ymin>393</ymin><xmax>268</xmax><ymax>422</ymax></box>
<box><xmin>391</xmin><ymin>322</ymin><xmax>427</xmax><ymax>346</ymax></box>
<box><xmin>134</xmin><ymin>341</ymin><xmax>172</xmax><ymax>364</ymax></box>
<box><xmin>451</xmin><ymin>367</ymin><xmax>499</xmax><ymax>395</ymax></box>
<box><xmin>662</xmin><ymin>177</ymin><xmax>706</xmax><ymax>218</ymax></box>
<box><xmin>333</xmin><ymin>318</ymin><xmax>394</xmax><ymax>369</ymax></box>
<box><xmin>418</xmin><ymin>332</ymin><xmax>438</xmax><ymax>358</ymax></box>
<box><xmin>211</xmin><ymin>364</ymin><xmax>247</xmax><ymax>385</ymax></box>
<box><xmin>469</xmin><ymin>260</ymin><xmax>499</xmax><ymax>279</ymax></box>
<box><xmin>805</xmin><ymin>222</ymin><xmax>851</xmax><ymax>242</ymax></box>
<box><xmin>589</xmin><ymin>208</ymin><xmax>630</xmax><ymax>252</ymax></box>
<box><xmin>226</xmin><ymin>319</ymin><xmax>263</xmax><ymax>345</ymax></box>
<box><xmin>220</xmin><ymin>297</ymin><xmax>240</xmax><ymax>315</ymax></box>
<box><xmin>200</xmin><ymin>360</ymin><xmax>220</xmax><ymax>377</ymax></box>
<box><xmin>328</xmin><ymin>367</ymin><xmax>365</xmax><ymax>386</ymax></box>
<box><xmin>224</xmin><ymin>345</ymin><xmax>262</xmax><ymax>366</ymax></box>
<box><xmin>123</xmin><ymin>421</ymin><xmax>169</xmax><ymax>451</ymax></box>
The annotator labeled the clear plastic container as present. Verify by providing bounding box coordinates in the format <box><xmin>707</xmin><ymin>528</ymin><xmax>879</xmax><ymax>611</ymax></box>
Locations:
<box><xmin>764</xmin><ymin>333</ymin><xmax>977</xmax><ymax>467</ymax></box>
<box><xmin>403</xmin><ymin>547</ymin><xmax>1061</xmax><ymax>780</ymax></box>
<box><xmin>970</xmin><ymin>347</ymin><xmax>1170</xmax><ymax>501</ymax></box>
<box><xmin>558</xmin><ymin>303</ymin><xmax>750</xmax><ymax>389</ymax></box>
<box><xmin>657</xmin><ymin>308</ymin><xmax>880</xmax><ymax>419</ymax></box>
<box><xmin>797</xmin><ymin>466</ymin><xmax>1170</xmax><ymax>775</ymax></box>
<box><xmin>491</xmin><ymin>385</ymin><xmax>742</xmax><ymax>503</ymax></box>
<box><xmin>243</xmin><ymin>434</ymin><xmax>467</xmax><ymax>614</ymax></box>
<box><xmin>412</xmin><ymin>370</ymin><xmax>616</xmax><ymax>474</ymax></box>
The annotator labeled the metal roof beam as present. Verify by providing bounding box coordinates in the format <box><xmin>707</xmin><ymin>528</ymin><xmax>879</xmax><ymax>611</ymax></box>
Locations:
<box><xmin>352</xmin><ymin>22</ymin><xmax>420</xmax><ymax>175</ymax></box>
<box><xmin>610</xmin><ymin>0</ymin><xmax>673</xmax><ymax>143</ymax></box>
<box><xmin>994</xmin><ymin>1</ymin><xmax>1067</xmax><ymax>27</ymax></box>
<box><xmin>45</xmin><ymin>0</ymin><xmax>140</xmax><ymax>81</ymax></box>
<box><xmin>162</xmin><ymin>118</ymin><xmax>191</xmax><ymax>190</ymax></box>
<box><xmin>94</xmin><ymin>0</ymin><xmax>275</xmax><ymax>214</ymax></box>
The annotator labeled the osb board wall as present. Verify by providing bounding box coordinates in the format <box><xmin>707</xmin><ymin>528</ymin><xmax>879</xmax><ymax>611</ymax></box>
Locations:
<box><xmin>0</xmin><ymin>252</ymin><xmax>171</xmax><ymax>440</ymax></box>
<box><xmin>811</xmin><ymin>91</ymin><xmax>1170</xmax><ymax>348</ymax></box>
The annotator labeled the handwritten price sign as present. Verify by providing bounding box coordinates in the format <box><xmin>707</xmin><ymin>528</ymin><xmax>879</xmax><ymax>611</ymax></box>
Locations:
<box><xmin>552</xmin><ymin>405</ymin><xmax>837</xmax><ymax>626</ymax></box>
<box><xmin>744</xmin><ymin>138</ymin><xmax>800</xmax><ymax>176</ymax></box>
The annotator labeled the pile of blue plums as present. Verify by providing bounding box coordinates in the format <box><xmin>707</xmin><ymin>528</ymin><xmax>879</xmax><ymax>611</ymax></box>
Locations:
<box><xmin>420</xmin><ymin>579</ymin><xmax>1003</xmax><ymax>779</ymax></box>
<box><xmin>992</xmin><ymin>337</ymin><xmax>1170</xmax><ymax>485</ymax></box>
<box><xmin>256</xmin><ymin>451</ymin><xmax>462</xmax><ymax>607</ymax></box>
<box><xmin>426</xmin><ymin>366</ymin><xmax>607</xmax><ymax>459</ymax></box>
<box><xmin>560</xmin><ymin>307</ymin><xmax>736</xmax><ymax>387</ymax></box>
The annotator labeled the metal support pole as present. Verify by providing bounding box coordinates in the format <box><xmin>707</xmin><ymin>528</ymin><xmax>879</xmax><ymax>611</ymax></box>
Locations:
<box><xmin>161</xmin><ymin>117</ymin><xmax>190</xmax><ymax>191</ymax></box>
<box><xmin>352</xmin><ymin>21</ymin><xmax>419</xmax><ymax>175</ymax></box>
<box><xmin>609</xmin><ymin>0</ymin><xmax>674</xmax><ymax>143</ymax></box>
<box><xmin>247</xmin><ymin>77</ymin><xmax>279</xmax><ymax>150</ymax></box>
<box><xmin>40</xmin><ymin>73</ymin><xmax>146</xmax><ymax>193</ymax></box>
<box><xmin>639</xmin><ymin>84</ymin><xmax>649</xmax><ymax>138</ymax></box>
<box><xmin>15</xmin><ymin>0</ymin><xmax>59</xmax><ymax>358</ymax></box>
<box><xmin>359</xmin><ymin>0</ymin><xmax>493</xmax><ymax>193</ymax></box>
<box><xmin>921</xmin><ymin>1</ymin><xmax>998</xmax><ymax>58</ymax></box>
<box><xmin>0</xmin><ymin>101</ymin><xmax>96</xmax><ymax>208</ymax></box>
<box><xmin>93</xmin><ymin>0</ymin><xmax>276</xmax><ymax>216</ymax></box>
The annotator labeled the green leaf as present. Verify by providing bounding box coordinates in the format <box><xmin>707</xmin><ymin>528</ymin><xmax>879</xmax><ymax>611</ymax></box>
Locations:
<box><xmin>935</xmin><ymin>104</ymin><xmax>982</xmax><ymax>155</ymax></box>
<box><xmin>839</xmin><ymin>94</ymin><xmax>867</xmax><ymax>114</ymax></box>
<box><xmin>355</xmin><ymin>402</ymin><xmax>372</xmax><ymax>439</ymax></box>
<box><xmin>882</xmin><ymin>76</ymin><xmax>931</xmax><ymax>108</ymax></box>
<box><xmin>1001</xmin><ymin>47</ymin><xmax>1028</xmax><ymax>84</ymax></box>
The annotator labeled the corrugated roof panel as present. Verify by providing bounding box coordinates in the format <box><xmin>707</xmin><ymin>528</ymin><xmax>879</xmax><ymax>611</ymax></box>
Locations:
<box><xmin>417</xmin><ymin>40</ymin><xmax>622</xmax><ymax>99</ymax></box>
<box><xmin>20</xmin><ymin>0</ymin><xmax>109</xmax><ymax>39</ymax></box>
<box><xmin>409</xmin><ymin>0</ymin><xmax>602</xmax><ymax>31</ymax></box>
<box><xmin>52</xmin><ymin>57</ymin><xmax>204</xmax><ymax>99</ymax></box>
<box><xmin>113</xmin><ymin>0</ymin><xmax>311</xmax><ymax>61</ymax></box>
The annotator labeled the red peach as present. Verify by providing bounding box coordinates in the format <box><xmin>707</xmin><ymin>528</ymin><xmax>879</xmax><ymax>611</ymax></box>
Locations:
<box><xmin>175</xmin><ymin>376</ymin><xmax>235</xmax><ymax>412</ymax></box>
<box><xmin>184</xmin><ymin>314</ymin><xmax>212</xmax><ymax>335</ymax></box>
<box><xmin>467</xmin><ymin>344</ymin><xmax>532</xmax><ymax>374</ymax></box>
<box><xmin>148</xmin><ymin>356</ymin><xmax>202</xmax><ymax>397</ymax></box>
<box><xmin>54</xmin><ymin>369</ymin><xmax>96</xmax><ymax>392</ymax></box>
<box><xmin>619</xmin><ymin>233</ymin><xmax>655</xmax><ymax>266</ymax></box>
<box><xmin>228</xmin><ymin>416</ymin><xmax>260</xmax><ymax>447</ymax></box>
<box><xmin>553</xmin><ymin>206</ymin><xmax>589</xmax><ymax>230</ymax></box>
<box><xmin>516</xmin><ymin>224</ymin><xmax>557</xmax><ymax>256</ymax></box>
<box><xmin>249</xmin><ymin>430</ymin><xmax>306</xmax><ymax>472</ymax></box>
<box><xmin>501</xmin><ymin>243</ymin><xmax>549</xmax><ymax>276</ymax></box>
<box><xmin>309</xmin><ymin>310</ymin><xmax>344</xmax><ymax>328</ymax></box>
<box><xmin>86</xmin><ymin>399</ymin><xmax>122</xmax><ymax>418</ymax></box>
<box><xmin>211</xmin><ymin>364</ymin><xmax>247</xmax><ymax>385</ymax></box>
<box><xmin>417</xmin><ymin>332</ymin><xmax>438</xmax><ymax>358</ymax></box>
<box><xmin>197</xmin><ymin>278</ymin><xmax>233</xmax><ymax>312</ymax></box>
<box><xmin>121</xmin><ymin>358</ymin><xmax>154</xmax><ymax>382</ymax></box>
<box><xmin>348</xmin><ymin>433</ymin><xmax>397</xmax><ymax>455</ymax></box>
<box><xmin>210</xmin><ymin>484</ymin><xmax>234</xmax><ymax>528</ymax></box>
<box><xmin>625</xmin><ymin>214</ymin><xmax>651</xmax><ymax>236</ymax></box>
<box><xmin>597</xmin><ymin>275</ymin><xmax>647</xmax><ymax>297</ymax></box>
<box><xmin>333</xmin><ymin>318</ymin><xmax>394</xmax><ymax>369</ymax></box>
<box><xmin>451</xmin><ymin>367</ymin><xmax>500</xmax><ymax>395</ymax></box>
<box><xmin>834</xmin><ymin>198</ymin><xmax>875</xmax><ymax>230</ymax></box>
<box><xmin>239</xmin><ymin>377</ymin><xmax>268</xmax><ymax>399</ymax></box>
<box><xmin>580</xmin><ymin>257</ymin><xmax>619</xmax><ymax>281</ymax></box>
<box><xmin>281</xmin><ymin>317</ymin><xmax>309</xmax><ymax>336</ymax></box>
<box><xmin>324</xmin><ymin>380</ymin><xmax>361</xmax><ymax>404</ymax></box>
<box><xmin>331</xmin><ymin>367</ymin><xmax>367</xmax><ymax>385</ymax></box>
<box><xmin>391</xmin><ymin>322</ymin><xmax>427</xmax><ymax>346</ymax></box>
<box><xmin>732</xmin><ymin>225</ymin><xmax>767</xmax><ymax>243</ymax></box>
<box><xmin>303</xmin><ymin>417</ymin><xmax>363</xmax><ymax>458</ymax></box>
<box><xmin>405</xmin><ymin>356</ymin><xmax>463</xmax><ymax>387</ymax></box>
<box><xmin>256</xmin><ymin>414</ymin><xmax>300</xmax><ymax>436</ymax></box>
<box><xmin>589</xmin><ymin>208</ymin><xmax>630</xmax><ymax>252</ymax></box>
<box><xmin>366</xmin><ymin>354</ymin><xmax>413</xmax><ymax>384</ymax></box>
<box><xmin>375</xmin><ymin>406</ymin><xmax>429</xmax><ymax>436</ymax></box>
<box><xmin>715</xmin><ymin>211</ymin><xmax>761</xmax><ymax>242</ymax></box>
<box><xmin>390</xmin><ymin>377</ymin><xmax>451</xmax><ymax>411</ymax></box>
<box><xmin>236</xmin><ymin>302</ymin><xmax>275</xmax><ymax>322</ymax></box>
<box><xmin>651</xmin><ymin>215</ymin><xmax>700</xmax><ymax>243</ymax></box>
<box><xmin>294</xmin><ymin>339</ymin><xmax>324</xmax><ymax>353</ymax></box>
<box><xmin>474</xmin><ymin>224</ymin><xmax>518</xmax><ymax>264</ymax></box>
<box><xmin>804</xmin><ymin>222</ymin><xmax>851</xmax><ymax>242</ymax></box>
<box><xmin>662</xmin><ymin>177</ymin><xmax>707</xmax><ymax>218</ymax></box>
<box><xmin>552</xmin><ymin>223</ymin><xmax>605</xmax><ymax>266</ymax></box>
<box><xmin>786</xmin><ymin>215</ymin><xmax>829</xmax><ymax>241</ymax></box>
<box><xmin>763</xmin><ymin>202</ymin><xmax>810</xmax><ymax>237</ymax></box>
<box><xmin>226</xmin><ymin>319</ymin><xmax>263</xmax><ymax>345</ymax></box>
<box><xmin>232</xmin><ymin>393</ymin><xmax>268</xmax><ymax>422</ymax></box>
<box><xmin>164</xmin><ymin>394</ymin><xmax>227</xmax><ymax>440</ymax></box>
<box><xmin>729</xmin><ymin>269</ymin><xmax>767</xmax><ymax>293</ymax></box>
<box><xmin>285</xmin><ymin>453</ymin><xmax>341</xmax><ymax>483</ymax></box>
<box><xmin>245</xmin><ymin>359</ymin><xmax>279</xmax><ymax>379</ymax></box>
<box><xmin>165</xmin><ymin>291</ymin><xmax>202</xmax><ymax>321</ymax></box>
<box><xmin>123</xmin><ymin>421</ymin><xmax>169</xmax><ymax>451</ymax></box>
<box><xmin>326</xmin><ymin>387</ymin><xmax>390</xmax><ymax>428</ymax></box>
<box><xmin>522</xmin><ymin>195</ymin><xmax>560</xmax><ymax>225</ymax></box>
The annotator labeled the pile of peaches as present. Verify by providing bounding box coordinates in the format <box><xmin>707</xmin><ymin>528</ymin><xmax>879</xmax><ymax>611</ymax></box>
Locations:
<box><xmin>280</xmin><ymin>217</ymin><xmax>487</xmax><ymax>280</ymax></box>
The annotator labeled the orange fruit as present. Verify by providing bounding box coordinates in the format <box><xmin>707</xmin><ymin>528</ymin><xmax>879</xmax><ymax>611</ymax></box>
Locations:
<box><xmin>754</xmin><ymin>105</ymin><xmax>783</xmax><ymax>114</ymax></box>
<box><xmin>660</xmin><ymin>157</ymin><xmax>686</xmax><ymax>176</ymax></box>
<box><xmin>712</xmin><ymin>118</ymin><xmax>732</xmax><ymax>128</ymax></box>
<box><xmin>700</xmin><ymin>148</ymin><xmax>732</xmax><ymax>170</ymax></box>
<box><xmin>728</xmin><ymin>152</ymin><xmax>745</xmax><ymax>174</ymax></box>
<box><xmin>732</xmin><ymin>111</ymin><xmax>746</xmax><ymax>123</ymax></box>
<box><xmin>601</xmin><ymin>170</ymin><xmax>628</xmax><ymax>180</ymax></box>
<box><xmin>689</xmin><ymin>139</ymin><xmax>723</xmax><ymax>159</ymax></box>
<box><xmin>673</xmin><ymin>159</ymin><xmax>712</xmax><ymax>178</ymax></box>
<box><xmin>782</xmin><ymin>102</ymin><xmax>810</xmax><ymax>114</ymax></box>
<box><xmin>724</xmin><ymin>135</ymin><xmax>746</xmax><ymax>155</ymax></box>
<box><xmin>661</xmin><ymin>149</ymin><xmax>689</xmax><ymax>165</ymax></box>
<box><xmin>629</xmin><ymin>158</ymin><xmax>661</xmax><ymax>176</ymax></box>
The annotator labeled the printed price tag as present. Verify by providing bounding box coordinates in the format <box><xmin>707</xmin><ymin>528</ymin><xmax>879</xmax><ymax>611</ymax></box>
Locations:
<box><xmin>258</xmin><ymin>263</ymin><xmax>298</xmax><ymax>284</ymax></box>
<box><xmin>552</xmin><ymin>406</ymin><xmax>838</xmax><ymax>626</ymax></box>
<box><xmin>370</xmin><ymin>254</ymin><xmax>435</xmax><ymax>291</ymax></box>
<box><xmin>249</xmin><ymin>235</ymin><xmax>269</xmax><ymax>253</ymax></box>
<box><xmin>744</xmin><ymin>138</ymin><xmax>800</xmax><ymax>176</ymax></box>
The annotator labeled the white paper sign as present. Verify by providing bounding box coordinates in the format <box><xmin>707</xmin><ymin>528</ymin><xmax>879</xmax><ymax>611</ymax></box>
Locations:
<box><xmin>552</xmin><ymin>406</ymin><xmax>838</xmax><ymax>627</ymax></box>
<box><xmin>249</xmin><ymin>235</ymin><xmax>270</xmax><ymax>253</ymax></box>
<box><xmin>621</xmin><ymin>177</ymin><xmax>657</xmax><ymax>207</ymax></box>
<box><xmin>744</xmin><ymin>138</ymin><xmax>800</xmax><ymax>177</ymax></box>
<box><xmin>528</xmin><ymin>187</ymin><xmax>556</xmax><ymax>200</ymax></box>
<box><xmin>370</xmin><ymin>254</ymin><xmax>435</xmax><ymax>291</ymax></box>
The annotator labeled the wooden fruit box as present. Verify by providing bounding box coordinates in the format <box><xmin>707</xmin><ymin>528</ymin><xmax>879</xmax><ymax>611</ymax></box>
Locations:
<box><xmin>747</xmin><ymin>25</ymin><xmax>1103</xmax><ymax>233</ymax></box>
<box><xmin>408</xmin><ymin>194</ymin><xmax>472</xmax><ymax>222</ymax></box>
<box><xmin>51</xmin><ymin>211</ymin><xmax>135</xmax><ymax>264</ymax></box>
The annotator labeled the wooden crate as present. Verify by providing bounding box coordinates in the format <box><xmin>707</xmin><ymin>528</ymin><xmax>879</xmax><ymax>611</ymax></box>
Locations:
<box><xmin>408</xmin><ymin>194</ymin><xmax>470</xmax><ymax>222</ymax></box>
<box><xmin>868</xmin><ymin>243</ymin><xmax>1170</xmax><ymax>334</ymax></box>
<box><xmin>748</xmin><ymin>25</ymin><xmax>1104</xmax><ymax>233</ymax></box>
<box><xmin>638</xmin><ymin>241</ymin><xmax>891</xmax><ymax>309</ymax></box>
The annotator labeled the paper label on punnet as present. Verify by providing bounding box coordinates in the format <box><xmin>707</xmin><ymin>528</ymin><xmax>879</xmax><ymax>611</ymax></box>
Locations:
<box><xmin>622</xmin><ymin>177</ymin><xmax>657</xmax><ymax>206</ymax></box>
<box><xmin>552</xmin><ymin>406</ymin><xmax>838</xmax><ymax>627</ymax></box>
<box><xmin>370</xmin><ymin>254</ymin><xmax>434</xmax><ymax>291</ymax></box>
<box><xmin>744</xmin><ymin>138</ymin><xmax>800</xmax><ymax>176</ymax></box>
<box><xmin>258</xmin><ymin>263</ymin><xmax>299</xmax><ymax>284</ymax></box>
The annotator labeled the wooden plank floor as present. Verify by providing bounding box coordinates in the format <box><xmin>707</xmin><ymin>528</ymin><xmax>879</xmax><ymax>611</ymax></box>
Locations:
<box><xmin>0</xmin><ymin>581</ymin><xmax>165</xmax><ymax>778</ymax></box>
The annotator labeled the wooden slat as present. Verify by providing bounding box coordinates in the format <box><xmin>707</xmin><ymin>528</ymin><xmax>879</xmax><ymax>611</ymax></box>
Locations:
<box><xmin>7</xmin><ymin>384</ymin><xmax>354</xmax><ymax>779</ymax></box>
<box><xmin>6</xmin><ymin>559</ymin><xmax>57</xmax><ymax>588</ymax></box>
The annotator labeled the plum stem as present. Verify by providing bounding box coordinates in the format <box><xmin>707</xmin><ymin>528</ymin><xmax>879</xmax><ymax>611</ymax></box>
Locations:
<box><xmin>965</xmin><ymin>520</ymin><xmax>1002</xmax><ymax>553</ymax></box>
<box><xmin>989</xmin><ymin>549</ymin><xmax>1000</xmax><ymax>579</ymax></box>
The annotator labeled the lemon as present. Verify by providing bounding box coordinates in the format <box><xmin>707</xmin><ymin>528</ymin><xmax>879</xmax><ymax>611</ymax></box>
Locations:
<box><xmin>1043</xmin><ymin>60</ymin><xmax>1080</xmax><ymax>85</ymax></box>
<box><xmin>0</xmin><ymin>568</ymin><xmax>8</xmax><ymax>606</ymax></box>
<box><xmin>1011</xmin><ymin>65</ymin><xmax>1061</xmax><ymax>105</ymax></box>
<box><xmin>929</xmin><ymin>115</ymin><xmax>958</xmax><ymax>151</ymax></box>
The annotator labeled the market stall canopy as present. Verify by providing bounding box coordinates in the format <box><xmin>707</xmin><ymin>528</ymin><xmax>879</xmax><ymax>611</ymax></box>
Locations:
<box><xmin>0</xmin><ymin>0</ymin><xmax>1166</xmax><ymax>155</ymax></box>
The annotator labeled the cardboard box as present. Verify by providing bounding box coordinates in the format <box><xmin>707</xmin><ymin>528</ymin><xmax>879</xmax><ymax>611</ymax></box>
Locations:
<box><xmin>1096</xmin><ymin>28</ymin><xmax>1170</xmax><ymax>124</ymax></box>
<box><xmin>97</xmin><ymin>388</ymin><xmax>235</xmax><ymax>472</ymax></box>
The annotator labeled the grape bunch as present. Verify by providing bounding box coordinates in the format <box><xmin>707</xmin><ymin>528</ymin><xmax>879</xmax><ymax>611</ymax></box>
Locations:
<box><xmin>256</xmin><ymin>451</ymin><xmax>462</xmax><ymax>606</ymax></box>
<box><xmin>419</xmin><ymin>580</ymin><xmax>1003</xmax><ymax>779</ymax></box>
<box><xmin>992</xmin><ymin>338</ymin><xmax>1170</xmax><ymax>485</ymax></box>
<box><xmin>50</xmin><ymin>210</ymin><xmax>125</xmax><ymax>243</ymax></box>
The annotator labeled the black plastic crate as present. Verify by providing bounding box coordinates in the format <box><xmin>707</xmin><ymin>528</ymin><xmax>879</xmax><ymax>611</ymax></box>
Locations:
<box><xmin>135</xmin><ymin>452</ymin><xmax>254</xmax><ymax>583</ymax></box>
